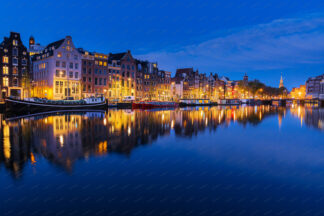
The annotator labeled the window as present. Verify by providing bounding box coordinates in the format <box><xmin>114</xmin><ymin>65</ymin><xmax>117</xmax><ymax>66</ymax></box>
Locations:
<box><xmin>95</xmin><ymin>78</ymin><xmax>98</xmax><ymax>85</ymax></box>
<box><xmin>132</xmin><ymin>65</ymin><xmax>134</xmax><ymax>70</ymax></box>
<box><xmin>83</xmin><ymin>77</ymin><xmax>86</xmax><ymax>82</ymax></box>
<box><xmin>99</xmin><ymin>69</ymin><xmax>102</xmax><ymax>74</ymax></box>
<box><xmin>13</xmin><ymin>40</ymin><xmax>18</xmax><ymax>46</ymax></box>
<box><xmin>3</xmin><ymin>77</ymin><xmax>9</xmax><ymax>86</ymax></box>
<box><xmin>56</xmin><ymin>61</ymin><xmax>60</xmax><ymax>67</ymax></box>
<box><xmin>127</xmin><ymin>65</ymin><xmax>130</xmax><ymax>70</ymax></box>
<box><xmin>88</xmin><ymin>77</ymin><xmax>91</xmax><ymax>82</ymax></box>
<box><xmin>12</xmin><ymin>48</ymin><xmax>18</xmax><ymax>56</ymax></box>
<box><xmin>2</xmin><ymin>56</ymin><xmax>8</xmax><ymax>63</ymax></box>
<box><xmin>57</xmin><ymin>52</ymin><xmax>62</xmax><ymax>58</ymax></box>
<box><xmin>69</xmin><ymin>72</ymin><xmax>73</xmax><ymax>78</ymax></box>
<box><xmin>56</xmin><ymin>70</ymin><xmax>60</xmax><ymax>77</ymax></box>
<box><xmin>61</xmin><ymin>70</ymin><xmax>66</xmax><ymax>77</ymax></box>
<box><xmin>74</xmin><ymin>55</ymin><xmax>78</xmax><ymax>60</ymax></box>
<box><xmin>75</xmin><ymin>72</ymin><xmax>78</xmax><ymax>79</ymax></box>
<box><xmin>104</xmin><ymin>62</ymin><xmax>107</xmax><ymax>66</ymax></box>
<box><xmin>83</xmin><ymin>67</ymin><xmax>86</xmax><ymax>74</ymax></box>
<box><xmin>3</xmin><ymin>66</ymin><xmax>8</xmax><ymax>74</ymax></box>
<box><xmin>104</xmin><ymin>78</ymin><xmax>107</xmax><ymax>85</ymax></box>
<box><xmin>22</xmin><ymin>59</ymin><xmax>27</xmax><ymax>65</ymax></box>
<box><xmin>75</xmin><ymin>63</ymin><xmax>78</xmax><ymax>69</ymax></box>
<box><xmin>62</xmin><ymin>61</ymin><xmax>66</xmax><ymax>67</ymax></box>
<box><xmin>13</xmin><ymin>78</ymin><xmax>18</xmax><ymax>86</ymax></box>
<box><xmin>12</xmin><ymin>58</ymin><xmax>18</xmax><ymax>65</ymax></box>
<box><xmin>13</xmin><ymin>67</ymin><xmax>18</xmax><ymax>75</ymax></box>
<box><xmin>69</xmin><ymin>63</ymin><xmax>73</xmax><ymax>69</ymax></box>
<box><xmin>95</xmin><ymin>69</ymin><xmax>98</xmax><ymax>74</ymax></box>
<box><xmin>99</xmin><ymin>78</ymin><xmax>102</xmax><ymax>85</ymax></box>
<box><xmin>88</xmin><ymin>69</ymin><xmax>92</xmax><ymax>74</ymax></box>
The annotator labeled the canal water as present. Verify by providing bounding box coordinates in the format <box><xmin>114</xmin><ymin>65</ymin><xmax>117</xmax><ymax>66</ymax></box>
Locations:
<box><xmin>0</xmin><ymin>105</ymin><xmax>324</xmax><ymax>215</ymax></box>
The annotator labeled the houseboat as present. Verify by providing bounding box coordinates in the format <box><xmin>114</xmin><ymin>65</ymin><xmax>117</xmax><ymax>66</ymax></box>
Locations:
<box><xmin>132</xmin><ymin>101</ymin><xmax>178</xmax><ymax>109</ymax></box>
<box><xmin>5</xmin><ymin>96</ymin><xmax>107</xmax><ymax>113</ymax></box>
<box><xmin>218</xmin><ymin>99</ymin><xmax>241</xmax><ymax>106</ymax></box>
<box><xmin>179</xmin><ymin>99</ymin><xmax>216</xmax><ymax>107</ymax></box>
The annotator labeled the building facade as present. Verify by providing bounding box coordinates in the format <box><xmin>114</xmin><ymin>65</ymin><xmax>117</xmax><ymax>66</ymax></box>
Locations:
<box><xmin>306</xmin><ymin>74</ymin><xmax>324</xmax><ymax>99</ymax></box>
<box><xmin>0</xmin><ymin>32</ymin><xmax>30</xmax><ymax>99</ymax></box>
<box><xmin>108</xmin><ymin>51</ymin><xmax>136</xmax><ymax>100</ymax></box>
<box><xmin>79</xmin><ymin>48</ymin><xmax>95</xmax><ymax>98</ymax></box>
<box><xmin>32</xmin><ymin>36</ymin><xmax>82</xmax><ymax>100</ymax></box>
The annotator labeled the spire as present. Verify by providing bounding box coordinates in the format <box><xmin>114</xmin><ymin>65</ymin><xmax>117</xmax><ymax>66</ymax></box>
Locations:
<box><xmin>279</xmin><ymin>73</ymin><xmax>284</xmax><ymax>88</ymax></box>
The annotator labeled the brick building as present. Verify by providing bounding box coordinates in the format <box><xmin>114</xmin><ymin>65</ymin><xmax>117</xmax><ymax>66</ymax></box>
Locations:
<box><xmin>0</xmin><ymin>32</ymin><xmax>30</xmax><ymax>99</ymax></box>
<box><xmin>78</xmin><ymin>48</ymin><xmax>95</xmax><ymax>98</ymax></box>
<box><xmin>108</xmin><ymin>50</ymin><xmax>136</xmax><ymax>100</ymax></box>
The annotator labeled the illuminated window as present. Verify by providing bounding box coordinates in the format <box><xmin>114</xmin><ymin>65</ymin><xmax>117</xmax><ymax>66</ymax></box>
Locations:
<box><xmin>57</xmin><ymin>52</ymin><xmax>62</xmax><ymax>58</ymax></box>
<box><xmin>3</xmin><ymin>56</ymin><xmax>8</xmax><ymax>63</ymax></box>
<box><xmin>99</xmin><ymin>61</ymin><xmax>103</xmax><ymax>66</ymax></box>
<box><xmin>3</xmin><ymin>77</ymin><xmax>8</xmax><ymax>86</ymax></box>
<box><xmin>3</xmin><ymin>66</ymin><xmax>9</xmax><ymax>74</ymax></box>
<box><xmin>104</xmin><ymin>62</ymin><xmax>107</xmax><ymax>66</ymax></box>
<box><xmin>13</xmin><ymin>67</ymin><xmax>18</xmax><ymax>75</ymax></box>
<box><xmin>13</xmin><ymin>40</ymin><xmax>18</xmax><ymax>46</ymax></box>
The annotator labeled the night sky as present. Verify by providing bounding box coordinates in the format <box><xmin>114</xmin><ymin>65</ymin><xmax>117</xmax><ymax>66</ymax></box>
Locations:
<box><xmin>1</xmin><ymin>0</ymin><xmax>324</xmax><ymax>89</ymax></box>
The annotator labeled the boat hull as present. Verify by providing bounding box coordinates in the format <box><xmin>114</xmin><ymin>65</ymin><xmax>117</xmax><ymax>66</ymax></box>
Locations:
<box><xmin>5</xmin><ymin>98</ymin><xmax>107</xmax><ymax>113</ymax></box>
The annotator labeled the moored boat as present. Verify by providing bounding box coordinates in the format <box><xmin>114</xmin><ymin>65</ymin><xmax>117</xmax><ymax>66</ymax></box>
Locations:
<box><xmin>5</xmin><ymin>96</ymin><xmax>107</xmax><ymax>113</ymax></box>
<box><xmin>179</xmin><ymin>99</ymin><xmax>216</xmax><ymax>107</ymax></box>
<box><xmin>132</xmin><ymin>101</ymin><xmax>178</xmax><ymax>109</ymax></box>
<box><xmin>218</xmin><ymin>99</ymin><xmax>241</xmax><ymax>106</ymax></box>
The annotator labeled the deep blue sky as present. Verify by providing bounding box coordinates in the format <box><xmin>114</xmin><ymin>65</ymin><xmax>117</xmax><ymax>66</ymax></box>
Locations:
<box><xmin>1</xmin><ymin>0</ymin><xmax>324</xmax><ymax>89</ymax></box>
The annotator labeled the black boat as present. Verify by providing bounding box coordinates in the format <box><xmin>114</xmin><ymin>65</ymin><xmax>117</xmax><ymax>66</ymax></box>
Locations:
<box><xmin>5</xmin><ymin>96</ymin><xmax>107</xmax><ymax>113</ymax></box>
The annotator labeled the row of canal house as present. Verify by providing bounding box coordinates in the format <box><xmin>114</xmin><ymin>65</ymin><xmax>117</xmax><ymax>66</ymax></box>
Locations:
<box><xmin>0</xmin><ymin>32</ymin><xmax>244</xmax><ymax>101</ymax></box>
<box><xmin>0</xmin><ymin>32</ymin><xmax>173</xmax><ymax>101</ymax></box>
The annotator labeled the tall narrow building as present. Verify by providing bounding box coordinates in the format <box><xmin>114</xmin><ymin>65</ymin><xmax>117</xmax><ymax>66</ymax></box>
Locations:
<box><xmin>0</xmin><ymin>32</ymin><xmax>30</xmax><ymax>99</ymax></box>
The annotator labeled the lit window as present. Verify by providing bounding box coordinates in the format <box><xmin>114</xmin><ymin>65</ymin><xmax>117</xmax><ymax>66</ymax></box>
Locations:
<box><xmin>3</xmin><ymin>77</ymin><xmax>8</xmax><ymax>86</ymax></box>
<box><xmin>13</xmin><ymin>67</ymin><xmax>18</xmax><ymax>75</ymax></box>
<box><xmin>57</xmin><ymin>52</ymin><xmax>62</xmax><ymax>58</ymax></box>
<box><xmin>2</xmin><ymin>66</ymin><xmax>9</xmax><ymax>74</ymax></box>
<box><xmin>13</xmin><ymin>40</ymin><xmax>18</xmax><ymax>46</ymax></box>
<box><xmin>104</xmin><ymin>62</ymin><xmax>107</xmax><ymax>66</ymax></box>
<box><xmin>99</xmin><ymin>61</ymin><xmax>102</xmax><ymax>66</ymax></box>
<box><xmin>2</xmin><ymin>56</ymin><xmax>8</xmax><ymax>63</ymax></box>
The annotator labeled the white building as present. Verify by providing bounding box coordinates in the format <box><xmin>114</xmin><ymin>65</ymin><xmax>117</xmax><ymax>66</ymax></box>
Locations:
<box><xmin>32</xmin><ymin>36</ymin><xmax>82</xmax><ymax>100</ymax></box>
<box><xmin>171</xmin><ymin>79</ymin><xmax>183</xmax><ymax>101</ymax></box>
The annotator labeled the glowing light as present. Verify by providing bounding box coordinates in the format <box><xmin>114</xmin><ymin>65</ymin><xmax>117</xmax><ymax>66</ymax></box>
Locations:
<box><xmin>59</xmin><ymin>135</ymin><xmax>64</xmax><ymax>147</ymax></box>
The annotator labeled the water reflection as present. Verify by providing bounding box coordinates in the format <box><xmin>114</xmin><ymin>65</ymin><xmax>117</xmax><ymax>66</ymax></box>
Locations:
<box><xmin>0</xmin><ymin>105</ymin><xmax>322</xmax><ymax>178</ymax></box>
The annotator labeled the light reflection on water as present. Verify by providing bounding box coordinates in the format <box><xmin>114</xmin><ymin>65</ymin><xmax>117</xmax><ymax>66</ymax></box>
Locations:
<box><xmin>0</xmin><ymin>105</ymin><xmax>324</xmax><ymax>215</ymax></box>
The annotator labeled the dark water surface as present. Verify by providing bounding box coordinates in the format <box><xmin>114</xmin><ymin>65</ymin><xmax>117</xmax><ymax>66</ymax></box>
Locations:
<box><xmin>1</xmin><ymin>105</ymin><xmax>324</xmax><ymax>215</ymax></box>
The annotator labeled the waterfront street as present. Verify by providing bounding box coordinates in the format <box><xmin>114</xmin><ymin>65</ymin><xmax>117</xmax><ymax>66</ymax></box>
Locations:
<box><xmin>1</xmin><ymin>105</ymin><xmax>324</xmax><ymax>215</ymax></box>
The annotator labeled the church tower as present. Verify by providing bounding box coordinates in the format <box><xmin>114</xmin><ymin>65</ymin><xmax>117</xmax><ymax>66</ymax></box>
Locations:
<box><xmin>243</xmin><ymin>73</ymin><xmax>248</xmax><ymax>83</ymax></box>
<box><xmin>29</xmin><ymin>36</ymin><xmax>35</xmax><ymax>49</ymax></box>
<box><xmin>279</xmin><ymin>73</ymin><xmax>284</xmax><ymax>88</ymax></box>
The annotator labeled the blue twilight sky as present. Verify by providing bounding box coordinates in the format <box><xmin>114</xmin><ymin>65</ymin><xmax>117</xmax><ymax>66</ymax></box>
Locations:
<box><xmin>1</xmin><ymin>0</ymin><xmax>324</xmax><ymax>89</ymax></box>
